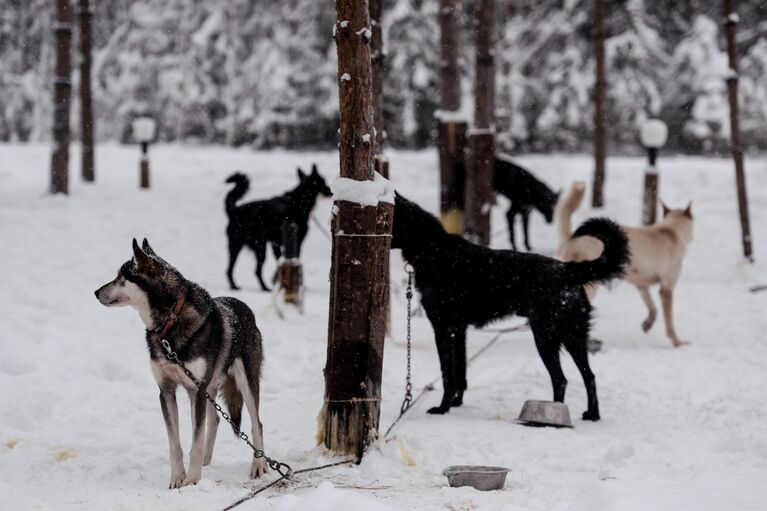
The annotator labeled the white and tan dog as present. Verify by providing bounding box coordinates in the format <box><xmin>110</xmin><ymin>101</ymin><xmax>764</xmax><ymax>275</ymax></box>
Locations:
<box><xmin>557</xmin><ymin>181</ymin><xmax>694</xmax><ymax>347</ymax></box>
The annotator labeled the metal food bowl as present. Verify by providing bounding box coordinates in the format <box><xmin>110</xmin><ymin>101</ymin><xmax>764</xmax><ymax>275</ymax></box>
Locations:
<box><xmin>443</xmin><ymin>465</ymin><xmax>511</xmax><ymax>491</ymax></box>
<box><xmin>516</xmin><ymin>400</ymin><xmax>573</xmax><ymax>428</ymax></box>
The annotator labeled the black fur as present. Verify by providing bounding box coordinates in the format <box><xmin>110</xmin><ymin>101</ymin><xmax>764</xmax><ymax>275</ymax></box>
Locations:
<box><xmin>494</xmin><ymin>157</ymin><xmax>560</xmax><ymax>251</ymax></box>
<box><xmin>224</xmin><ymin>164</ymin><xmax>331</xmax><ymax>291</ymax></box>
<box><xmin>391</xmin><ymin>194</ymin><xmax>629</xmax><ymax>419</ymax></box>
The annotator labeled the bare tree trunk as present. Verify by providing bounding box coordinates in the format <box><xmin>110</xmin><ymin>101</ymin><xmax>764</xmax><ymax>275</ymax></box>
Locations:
<box><xmin>370</xmin><ymin>0</ymin><xmax>386</xmax><ymax>165</ymax></box>
<box><xmin>51</xmin><ymin>0</ymin><xmax>73</xmax><ymax>195</ymax></box>
<box><xmin>320</xmin><ymin>0</ymin><xmax>393</xmax><ymax>459</ymax></box>
<box><xmin>723</xmin><ymin>0</ymin><xmax>754</xmax><ymax>261</ymax></box>
<box><xmin>438</xmin><ymin>0</ymin><xmax>467</xmax><ymax>234</ymax></box>
<box><xmin>79</xmin><ymin>0</ymin><xmax>95</xmax><ymax>182</ymax></box>
<box><xmin>464</xmin><ymin>0</ymin><xmax>495</xmax><ymax>246</ymax></box>
<box><xmin>591</xmin><ymin>0</ymin><xmax>607</xmax><ymax>208</ymax></box>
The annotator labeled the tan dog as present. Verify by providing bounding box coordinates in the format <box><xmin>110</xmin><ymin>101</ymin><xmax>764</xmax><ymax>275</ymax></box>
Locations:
<box><xmin>557</xmin><ymin>181</ymin><xmax>693</xmax><ymax>348</ymax></box>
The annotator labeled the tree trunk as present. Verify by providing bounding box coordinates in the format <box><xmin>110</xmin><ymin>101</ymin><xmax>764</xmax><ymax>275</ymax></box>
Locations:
<box><xmin>320</xmin><ymin>0</ymin><xmax>393</xmax><ymax>459</ymax></box>
<box><xmin>438</xmin><ymin>0</ymin><xmax>466</xmax><ymax>234</ymax></box>
<box><xmin>464</xmin><ymin>0</ymin><xmax>495</xmax><ymax>246</ymax></box>
<box><xmin>723</xmin><ymin>0</ymin><xmax>754</xmax><ymax>261</ymax></box>
<box><xmin>591</xmin><ymin>0</ymin><xmax>607</xmax><ymax>208</ymax></box>
<box><xmin>369</xmin><ymin>0</ymin><xmax>386</xmax><ymax>162</ymax></box>
<box><xmin>79</xmin><ymin>0</ymin><xmax>95</xmax><ymax>182</ymax></box>
<box><xmin>51</xmin><ymin>0</ymin><xmax>73</xmax><ymax>195</ymax></box>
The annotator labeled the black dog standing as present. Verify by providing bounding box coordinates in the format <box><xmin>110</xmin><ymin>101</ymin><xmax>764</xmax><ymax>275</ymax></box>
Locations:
<box><xmin>224</xmin><ymin>165</ymin><xmax>331</xmax><ymax>291</ymax></box>
<box><xmin>494</xmin><ymin>157</ymin><xmax>560</xmax><ymax>251</ymax></box>
<box><xmin>390</xmin><ymin>194</ymin><xmax>629</xmax><ymax>420</ymax></box>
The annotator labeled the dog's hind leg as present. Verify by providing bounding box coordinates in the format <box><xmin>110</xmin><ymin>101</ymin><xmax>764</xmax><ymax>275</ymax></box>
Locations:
<box><xmin>637</xmin><ymin>286</ymin><xmax>657</xmax><ymax>332</ymax></box>
<box><xmin>451</xmin><ymin>326</ymin><xmax>468</xmax><ymax>407</ymax></box>
<box><xmin>159</xmin><ymin>387</ymin><xmax>186</xmax><ymax>489</ymax></box>
<box><xmin>227</xmin><ymin>237</ymin><xmax>244</xmax><ymax>290</ymax></box>
<box><xmin>428</xmin><ymin>325</ymin><xmax>457</xmax><ymax>415</ymax></box>
<box><xmin>203</xmin><ymin>395</ymin><xmax>220</xmax><ymax>466</ymax></box>
<box><xmin>253</xmin><ymin>241</ymin><xmax>271</xmax><ymax>292</ymax></box>
<box><xmin>564</xmin><ymin>334</ymin><xmax>600</xmax><ymax>421</ymax></box>
<box><xmin>232</xmin><ymin>359</ymin><xmax>268</xmax><ymax>478</ymax></box>
<box><xmin>182</xmin><ymin>389</ymin><xmax>208</xmax><ymax>486</ymax></box>
<box><xmin>530</xmin><ymin>318</ymin><xmax>567</xmax><ymax>403</ymax></box>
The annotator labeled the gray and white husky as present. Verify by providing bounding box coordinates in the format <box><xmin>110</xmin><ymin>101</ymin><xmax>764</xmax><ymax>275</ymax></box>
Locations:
<box><xmin>95</xmin><ymin>239</ymin><xmax>267</xmax><ymax>488</ymax></box>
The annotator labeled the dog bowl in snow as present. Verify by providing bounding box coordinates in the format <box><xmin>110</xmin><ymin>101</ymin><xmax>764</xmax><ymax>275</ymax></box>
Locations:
<box><xmin>443</xmin><ymin>465</ymin><xmax>510</xmax><ymax>491</ymax></box>
<box><xmin>516</xmin><ymin>400</ymin><xmax>573</xmax><ymax>428</ymax></box>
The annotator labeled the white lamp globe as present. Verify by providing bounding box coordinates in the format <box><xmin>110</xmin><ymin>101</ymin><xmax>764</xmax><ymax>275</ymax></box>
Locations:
<box><xmin>132</xmin><ymin>117</ymin><xmax>157</xmax><ymax>143</ymax></box>
<box><xmin>640</xmin><ymin>119</ymin><xmax>668</xmax><ymax>149</ymax></box>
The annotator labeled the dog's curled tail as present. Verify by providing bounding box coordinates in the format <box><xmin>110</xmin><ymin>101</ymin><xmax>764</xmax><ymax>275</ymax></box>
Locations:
<box><xmin>221</xmin><ymin>376</ymin><xmax>243</xmax><ymax>435</ymax></box>
<box><xmin>225</xmin><ymin>172</ymin><xmax>250</xmax><ymax>216</ymax></box>
<box><xmin>564</xmin><ymin>218</ymin><xmax>630</xmax><ymax>286</ymax></box>
<box><xmin>556</xmin><ymin>180</ymin><xmax>587</xmax><ymax>247</ymax></box>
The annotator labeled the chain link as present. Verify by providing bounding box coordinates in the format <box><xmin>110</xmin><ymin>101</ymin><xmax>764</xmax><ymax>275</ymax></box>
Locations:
<box><xmin>400</xmin><ymin>264</ymin><xmax>414</xmax><ymax>414</ymax></box>
<box><xmin>160</xmin><ymin>338</ymin><xmax>293</xmax><ymax>478</ymax></box>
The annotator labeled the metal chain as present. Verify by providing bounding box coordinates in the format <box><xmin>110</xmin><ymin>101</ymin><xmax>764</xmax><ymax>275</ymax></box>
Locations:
<box><xmin>160</xmin><ymin>339</ymin><xmax>293</xmax><ymax>479</ymax></box>
<box><xmin>400</xmin><ymin>264</ymin><xmax>414</xmax><ymax>414</ymax></box>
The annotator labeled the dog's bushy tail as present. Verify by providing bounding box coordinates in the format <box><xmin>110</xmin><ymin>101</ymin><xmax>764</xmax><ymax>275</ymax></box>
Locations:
<box><xmin>556</xmin><ymin>180</ymin><xmax>586</xmax><ymax>246</ymax></box>
<box><xmin>225</xmin><ymin>173</ymin><xmax>250</xmax><ymax>216</ymax></box>
<box><xmin>563</xmin><ymin>218</ymin><xmax>630</xmax><ymax>286</ymax></box>
<box><xmin>221</xmin><ymin>376</ymin><xmax>243</xmax><ymax>435</ymax></box>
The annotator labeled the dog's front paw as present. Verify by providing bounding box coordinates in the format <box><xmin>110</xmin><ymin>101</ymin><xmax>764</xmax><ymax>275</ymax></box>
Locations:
<box><xmin>671</xmin><ymin>339</ymin><xmax>690</xmax><ymax>348</ymax></box>
<box><xmin>582</xmin><ymin>410</ymin><xmax>600</xmax><ymax>421</ymax></box>
<box><xmin>427</xmin><ymin>405</ymin><xmax>449</xmax><ymax>415</ymax></box>
<box><xmin>168</xmin><ymin>471</ymin><xmax>187</xmax><ymax>489</ymax></box>
<box><xmin>250</xmin><ymin>458</ymin><xmax>268</xmax><ymax>479</ymax></box>
<box><xmin>450</xmin><ymin>394</ymin><xmax>463</xmax><ymax>407</ymax></box>
<box><xmin>180</xmin><ymin>473</ymin><xmax>201</xmax><ymax>487</ymax></box>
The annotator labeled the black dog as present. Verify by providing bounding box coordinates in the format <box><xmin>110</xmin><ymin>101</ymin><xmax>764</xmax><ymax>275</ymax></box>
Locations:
<box><xmin>391</xmin><ymin>194</ymin><xmax>629</xmax><ymax>420</ymax></box>
<box><xmin>225</xmin><ymin>165</ymin><xmax>331</xmax><ymax>291</ymax></box>
<box><xmin>494</xmin><ymin>157</ymin><xmax>560</xmax><ymax>251</ymax></box>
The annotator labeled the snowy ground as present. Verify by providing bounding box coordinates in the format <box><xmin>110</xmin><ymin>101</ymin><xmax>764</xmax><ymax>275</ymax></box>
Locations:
<box><xmin>1</xmin><ymin>143</ymin><xmax>766</xmax><ymax>510</ymax></box>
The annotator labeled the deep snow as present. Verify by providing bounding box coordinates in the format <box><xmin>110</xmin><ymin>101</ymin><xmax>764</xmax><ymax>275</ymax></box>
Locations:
<box><xmin>1</xmin><ymin>144</ymin><xmax>766</xmax><ymax>510</ymax></box>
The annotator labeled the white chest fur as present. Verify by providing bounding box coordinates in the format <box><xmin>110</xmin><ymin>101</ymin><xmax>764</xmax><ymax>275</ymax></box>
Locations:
<box><xmin>150</xmin><ymin>357</ymin><xmax>207</xmax><ymax>388</ymax></box>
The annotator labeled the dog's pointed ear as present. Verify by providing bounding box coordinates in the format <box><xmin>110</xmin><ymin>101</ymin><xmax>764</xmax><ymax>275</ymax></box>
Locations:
<box><xmin>660</xmin><ymin>200</ymin><xmax>670</xmax><ymax>217</ymax></box>
<box><xmin>684</xmin><ymin>201</ymin><xmax>693</xmax><ymax>219</ymax></box>
<box><xmin>132</xmin><ymin>238</ymin><xmax>154</xmax><ymax>273</ymax></box>
<box><xmin>141</xmin><ymin>238</ymin><xmax>156</xmax><ymax>257</ymax></box>
<box><xmin>311</xmin><ymin>164</ymin><xmax>319</xmax><ymax>176</ymax></box>
<box><xmin>297</xmin><ymin>168</ymin><xmax>307</xmax><ymax>181</ymax></box>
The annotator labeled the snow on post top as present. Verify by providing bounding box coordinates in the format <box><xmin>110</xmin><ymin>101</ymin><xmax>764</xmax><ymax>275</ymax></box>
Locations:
<box><xmin>331</xmin><ymin>172</ymin><xmax>394</xmax><ymax>207</ymax></box>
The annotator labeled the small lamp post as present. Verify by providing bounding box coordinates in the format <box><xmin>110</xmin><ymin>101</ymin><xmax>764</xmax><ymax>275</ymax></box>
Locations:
<box><xmin>639</xmin><ymin>119</ymin><xmax>668</xmax><ymax>225</ymax></box>
<box><xmin>132</xmin><ymin>116</ymin><xmax>156</xmax><ymax>189</ymax></box>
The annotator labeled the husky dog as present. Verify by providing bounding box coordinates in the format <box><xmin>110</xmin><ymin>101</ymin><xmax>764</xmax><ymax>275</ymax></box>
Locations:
<box><xmin>494</xmin><ymin>157</ymin><xmax>560</xmax><ymax>251</ymax></box>
<box><xmin>391</xmin><ymin>194</ymin><xmax>629</xmax><ymax>420</ymax></box>
<box><xmin>95</xmin><ymin>239</ymin><xmax>267</xmax><ymax>488</ymax></box>
<box><xmin>558</xmin><ymin>181</ymin><xmax>694</xmax><ymax>347</ymax></box>
<box><xmin>225</xmin><ymin>165</ymin><xmax>331</xmax><ymax>291</ymax></box>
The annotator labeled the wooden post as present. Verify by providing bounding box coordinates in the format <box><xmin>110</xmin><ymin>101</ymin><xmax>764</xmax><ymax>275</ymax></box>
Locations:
<box><xmin>280</xmin><ymin>222</ymin><xmax>303</xmax><ymax>306</ymax></box>
<box><xmin>140</xmin><ymin>142</ymin><xmax>150</xmax><ymax>189</ymax></box>
<box><xmin>642</xmin><ymin>149</ymin><xmax>659</xmax><ymax>225</ymax></box>
<box><xmin>723</xmin><ymin>1</ymin><xmax>754</xmax><ymax>261</ymax></box>
<box><xmin>464</xmin><ymin>0</ymin><xmax>495</xmax><ymax>246</ymax></box>
<box><xmin>591</xmin><ymin>0</ymin><xmax>607</xmax><ymax>208</ymax></box>
<box><xmin>438</xmin><ymin>0</ymin><xmax>467</xmax><ymax>234</ymax></box>
<box><xmin>78</xmin><ymin>0</ymin><xmax>95</xmax><ymax>182</ymax></box>
<box><xmin>51</xmin><ymin>0</ymin><xmax>73</xmax><ymax>195</ymax></box>
<box><xmin>320</xmin><ymin>0</ymin><xmax>393</xmax><ymax>459</ymax></box>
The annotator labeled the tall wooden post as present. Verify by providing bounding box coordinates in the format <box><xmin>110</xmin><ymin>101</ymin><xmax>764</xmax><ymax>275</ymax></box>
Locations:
<box><xmin>320</xmin><ymin>0</ymin><xmax>393</xmax><ymax>459</ymax></box>
<box><xmin>723</xmin><ymin>1</ymin><xmax>754</xmax><ymax>261</ymax></box>
<box><xmin>438</xmin><ymin>0</ymin><xmax>467</xmax><ymax>234</ymax></box>
<box><xmin>464</xmin><ymin>0</ymin><xmax>495</xmax><ymax>246</ymax></box>
<box><xmin>591</xmin><ymin>0</ymin><xmax>607</xmax><ymax>208</ymax></box>
<box><xmin>79</xmin><ymin>0</ymin><xmax>95</xmax><ymax>182</ymax></box>
<box><xmin>51</xmin><ymin>0</ymin><xmax>73</xmax><ymax>195</ymax></box>
<box><xmin>369</xmin><ymin>0</ymin><xmax>389</xmax><ymax>179</ymax></box>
